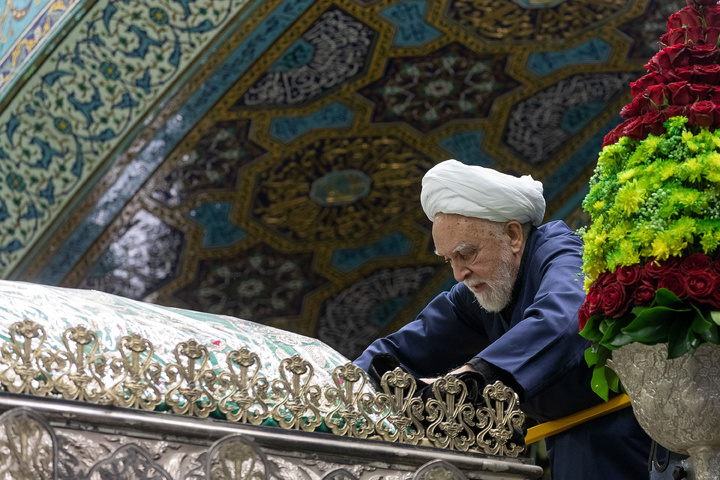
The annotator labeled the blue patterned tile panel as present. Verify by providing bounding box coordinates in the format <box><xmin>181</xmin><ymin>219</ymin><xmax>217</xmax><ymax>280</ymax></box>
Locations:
<box><xmin>4</xmin><ymin>0</ymin><xmax>318</xmax><ymax>279</ymax></box>
<box><xmin>439</xmin><ymin>130</ymin><xmax>495</xmax><ymax>167</ymax></box>
<box><xmin>381</xmin><ymin>1</ymin><xmax>441</xmax><ymax>47</ymax></box>
<box><xmin>526</xmin><ymin>39</ymin><xmax>612</xmax><ymax>77</ymax></box>
<box><xmin>189</xmin><ymin>202</ymin><xmax>247</xmax><ymax>249</ymax></box>
<box><xmin>331</xmin><ymin>232</ymin><xmax>412</xmax><ymax>272</ymax></box>
<box><xmin>269</xmin><ymin>103</ymin><xmax>354</xmax><ymax>143</ymax></box>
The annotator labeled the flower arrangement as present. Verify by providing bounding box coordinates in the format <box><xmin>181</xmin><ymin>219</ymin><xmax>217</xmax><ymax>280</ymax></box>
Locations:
<box><xmin>578</xmin><ymin>0</ymin><xmax>720</xmax><ymax>400</ymax></box>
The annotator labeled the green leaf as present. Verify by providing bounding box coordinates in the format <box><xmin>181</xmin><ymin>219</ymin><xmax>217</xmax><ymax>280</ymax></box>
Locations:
<box><xmin>710</xmin><ymin>311</ymin><xmax>720</xmax><ymax>326</ymax></box>
<box><xmin>621</xmin><ymin>306</ymin><xmax>686</xmax><ymax>343</ymax></box>
<box><xmin>605</xmin><ymin>331</ymin><xmax>636</xmax><ymax>349</ymax></box>
<box><xmin>690</xmin><ymin>311</ymin><xmax>720</xmax><ymax>344</ymax></box>
<box><xmin>591</xmin><ymin>365</ymin><xmax>610</xmax><ymax>402</ymax></box>
<box><xmin>654</xmin><ymin>288</ymin><xmax>683</xmax><ymax>308</ymax></box>
<box><xmin>599</xmin><ymin>319</ymin><xmax>633</xmax><ymax>349</ymax></box>
<box><xmin>580</xmin><ymin>314</ymin><xmax>604</xmax><ymax>342</ymax></box>
<box><xmin>606</xmin><ymin>366</ymin><xmax>620</xmax><ymax>393</ymax></box>
<box><xmin>584</xmin><ymin>347</ymin><xmax>599</xmax><ymax>367</ymax></box>
<box><xmin>667</xmin><ymin>319</ymin><xmax>693</xmax><ymax>359</ymax></box>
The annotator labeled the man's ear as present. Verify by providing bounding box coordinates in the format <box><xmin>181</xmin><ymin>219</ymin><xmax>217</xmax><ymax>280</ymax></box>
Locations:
<box><xmin>504</xmin><ymin>220</ymin><xmax>524</xmax><ymax>254</ymax></box>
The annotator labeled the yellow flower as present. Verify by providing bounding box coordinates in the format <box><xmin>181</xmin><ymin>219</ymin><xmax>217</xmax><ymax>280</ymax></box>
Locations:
<box><xmin>650</xmin><ymin>235</ymin><xmax>672</xmax><ymax>260</ymax></box>
<box><xmin>679</xmin><ymin>156</ymin><xmax>704</xmax><ymax>183</ymax></box>
<box><xmin>630</xmin><ymin>223</ymin><xmax>655</xmax><ymax>245</ymax></box>
<box><xmin>701</xmin><ymin>231</ymin><xmax>720</xmax><ymax>253</ymax></box>
<box><xmin>670</xmin><ymin>188</ymin><xmax>704</xmax><ymax>213</ymax></box>
<box><xmin>669</xmin><ymin>216</ymin><xmax>696</xmax><ymax>241</ymax></box>
<box><xmin>642</xmin><ymin>136</ymin><xmax>660</xmax><ymax>155</ymax></box>
<box><xmin>682</xmin><ymin>130</ymin><xmax>699</xmax><ymax>152</ymax></box>
<box><xmin>617</xmin><ymin>239</ymin><xmax>640</xmax><ymax>266</ymax></box>
<box><xmin>613</xmin><ymin>180</ymin><xmax>646</xmax><ymax>216</ymax></box>
<box><xmin>704</xmin><ymin>153</ymin><xmax>720</xmax><ymax>183</ymax></box>
<box><xmin>617</xmin><ymin>168</ymin><xmax>636</xmax><ymax>184</ymax></box>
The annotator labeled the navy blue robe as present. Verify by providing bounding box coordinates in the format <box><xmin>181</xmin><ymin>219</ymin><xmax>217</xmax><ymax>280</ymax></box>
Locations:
<box><xmin>356</xmin><ymin>221</ymin><xmax>650</xmax><ymax>480</ymax></box>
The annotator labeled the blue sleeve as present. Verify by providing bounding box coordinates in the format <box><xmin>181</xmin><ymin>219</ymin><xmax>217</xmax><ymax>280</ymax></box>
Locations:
<box><xmin>476</xmin><ymin>229</ymin><xmax>590</xmax><ymax>404</ymax></box>
<box><xmin>354</xmin><ymin>282</ymin><xmax>490</xmax><ymax>379</ymax></box>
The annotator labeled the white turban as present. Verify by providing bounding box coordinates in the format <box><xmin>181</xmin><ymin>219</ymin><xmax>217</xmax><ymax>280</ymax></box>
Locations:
<box><xmin>421</xmin><ymin>160</ymin><xmax>546</xmax><ymax>226</ymax></box>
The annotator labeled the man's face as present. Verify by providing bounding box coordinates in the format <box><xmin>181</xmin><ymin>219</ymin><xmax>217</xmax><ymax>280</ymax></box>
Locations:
<box><xmin>432</xmin><ymin>213</ymin><xmax>520</xmax><ymax>312</ymax></box>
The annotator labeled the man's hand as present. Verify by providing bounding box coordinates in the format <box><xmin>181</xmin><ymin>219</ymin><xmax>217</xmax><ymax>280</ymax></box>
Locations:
<box><xmin>420</xmin><ymin>363</ymin><xmax>475</xmax><ymax>384</ymax></box>
<box><xmin>450</xmin><ymin>364</ymin><xmax>475</xmax><ymax>375</ymax></box>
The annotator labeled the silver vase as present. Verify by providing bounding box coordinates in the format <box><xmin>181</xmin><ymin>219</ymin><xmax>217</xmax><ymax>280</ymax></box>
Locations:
<box><xmin>611</xmin><ymin>342</ymin><xmax>720</xmax><ymax>480</ymax></box>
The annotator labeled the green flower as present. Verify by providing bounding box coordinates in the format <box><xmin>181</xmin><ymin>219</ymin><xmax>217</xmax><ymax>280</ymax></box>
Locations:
<box><xmin>6</xmin><ymin>173</ymin><xmax>25</xmax><ymax>192</ymax></box>
<box><xmin>149</xmin><ymin>8</ymin><xmax>169</xmax><ymax>25</ymax></box>
<box><xmin>100</xmin><ymin>61</ymin><xmax>121</xmax><ymax>81</ymax></box>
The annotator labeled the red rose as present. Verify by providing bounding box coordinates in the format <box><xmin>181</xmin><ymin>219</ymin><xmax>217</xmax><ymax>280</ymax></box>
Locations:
<box><xmin>681</xmin><ymin>253</ymin><xmax>714</xmax><ymax>273</ymax></box>
<box><xmin>685</xmin><ymin>269</ymin><xmax>717</xmax><ymax>302</ymax></box>
<box><xmin>647</xmin><ymin>45</ymin><xmax>688</xmax><ymax>72</ymax></box>
<box><xmin>585</xmin><ymin>285</ymin><xmax>604</xmax><ymax>316</ymax></box>
<box><xmin>711</xmin><ymin>286</ymin><xmax>720</xmax><ymax>309</ymax></box>
<box><xmin>632</xmin><ymin>281</ymin><xmax>657</xmax><ymax>306</ymax></box>
<box><xmin>659</xmin><ymin>30</ymin><xmax>685</xmax><ymax>47</ymax></box>
<box><xmin>578</xmin><ymin>303</ymin><xmax>591</xmax><ymax>331</ymax></box>
<box><xmin>595</xmin><ymin>271</ymin><xmax>614</xmax><ymax>288</ymax></box>
<box><xmin>661</xmin><ymin>28</ymin><xmax>701</xmax><ymax>46</ymax></box>
<box><xmin>662</xmin><ymin>27</ymin><xmax>720</xmax><ymax>46</ymax></box>
<box><xmin>644</xmin><ymin>257</ymin><xmax>679</xmax><ymax>279</ymax></box>
<box><xmin>602</xmin><ymin>128</ymin><xmax>620</xmax><ymax>147</ymax></box>
<box><xmin>662</xmin><ymin>104</ymin><xmax>687</xmax><ymax>121</ymax></box>
<box><xmin>694</xmin><ymin>64</ymin><xmax>720</xmax><ymax>83</ymax></box>
<box><xmin>689</xmin><ymin>44</ymin><xmax>720</xmax><ymax>64</ymax></box>
<box><xmin>620</xmin><ymin>100</ymin><xmax>640</xmax><ymax>119</ymax></box>
<box><xmin>705</xmin><ymin>27</ymin><xmax>720</xmax><ymax>45</ymax></box>
<box><xmin>666</xmin><ymin>68</ymin><xmax>691</xmax><ymax>83</ymax></box>
<box><xmin>704</xmin><ymin>4</ymin><xmax>720</xmax><ymax>26</ymax></box>
<box><xmin>658</xmin><ymin>271</ymin><xmax>688</xmax><ymax>298</ymax></box>
<box><xmin>616</xmin><ymin>264</ymin><xmax>642</xmax><ymax>286</ymax></box>
<box><xmin>689</xmin><ymin>100</ymin><xmax>716</xmax><ymax>127</ymax></box>
<box><xmin>631</xmin><ymin>73</ymin><xmax>659</xmax><ymax>97</ymax></box>
<box><xmin>644</xmin><ymin>111</ymin><xmax>666</xmax><ymax>135</ymax></box>
<box><xmin>667</xmin><ymin>81</ymin><xmax>694</xmax><ymax>104</ymax></box>
<box><xmin>631</xmin><ymin>71</ymin><xmax>685</xmax><ymax>97</ymax></box>
<box><xmin>623</xmin><ymin>117</ymin><xmax>649</xmax><ymax>140</ymax></box>
<box><xmin>644</xmin><ymin>84</ymin><xmax>667</xmax><ymax>110</ymax></box>
<box><xmin>668</xmin><ymin>6</ymin><xmax>702</xmax><ymax>29</ymax></box>
<box><xmin>601</xmin><ymin>283</ymin><xmax>632</xmax><ymax>318</ymax></box>
<box><xmin>690</xmin><ymin>83</ymin><xmax>713</xmax><ymax>100</ymax></box>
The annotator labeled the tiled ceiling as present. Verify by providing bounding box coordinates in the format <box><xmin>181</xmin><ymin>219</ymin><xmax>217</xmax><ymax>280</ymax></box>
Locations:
<box><xmin>0</xmin><ymin>0</ymin><xmax>685</xmax><ymax>358</ymax></box>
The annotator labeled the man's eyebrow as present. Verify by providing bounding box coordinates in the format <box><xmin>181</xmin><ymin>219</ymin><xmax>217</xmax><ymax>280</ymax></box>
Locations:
<box><xmin>452</xmin><ymin>243</ymin><xmax>471</xmax><ymax>254</ymax></box>
<box><xmin>434</xmin><ymin>242</ymin><xmax>471</xmax><ymax>257</ymax></box>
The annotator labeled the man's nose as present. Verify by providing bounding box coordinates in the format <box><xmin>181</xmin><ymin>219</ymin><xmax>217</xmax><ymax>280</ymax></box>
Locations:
<box><xmin>452</xmin><ymin>263</ymin><xmax>470</xmax><ymax>283</ymax></box>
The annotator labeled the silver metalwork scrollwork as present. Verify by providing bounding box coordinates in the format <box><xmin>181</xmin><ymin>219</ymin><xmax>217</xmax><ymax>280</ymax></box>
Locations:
<box><xmin>474</xmin><ymin>382</ymin><xmax>525</xmax><ymax>457</ymax></box>
<box><xmin>206</xmin><ymin>436</ymin><xmax>268</xmax><ymax>480</ymax></box>
<box><xmin>323</xmin><ymin>363</ymin><xmax>375</xmax><ymax>438</ymax></box>
<box><xmin>217</xmin><ymin>348</ymin><xmax>269</xmax><ymax>424</ymax></box>
<box><xmin>0</xmin><ymin>408</ymin><xmax>57</xmax><ymax>480</ymax></box>
<box><xmin>107</xmin><ymin>333</ymin><xmax>163</xmax><ymax>410</ymax></box>
<box><xmin>165</xmin><ymin>340</ymin><xmax>217</xmax><ymax>417</ymax></box>
<box><xmin>374</xmin><ymin>368</ymin><xmax>426</xmax><ymax>445</ymax></box>
<box><xmin>270</xmin><ymin>355</ymin><xmax>322</xmax><ymax>431</ymax></box>
<box><xmin>424</xmin><ymin>376</ymin><xmax>476</xmax><ymax>451</ymax></box>
<box><xmin>0</xmin><ymin>320</ymin><xmax>527</xmax><ymax>457</ymax></box>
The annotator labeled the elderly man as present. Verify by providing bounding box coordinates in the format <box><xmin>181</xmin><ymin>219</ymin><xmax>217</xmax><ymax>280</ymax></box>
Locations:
<box><xmin>355</xmin><ymin>160</ymin><xmax>651</xmax><ymax>479</ymax></box>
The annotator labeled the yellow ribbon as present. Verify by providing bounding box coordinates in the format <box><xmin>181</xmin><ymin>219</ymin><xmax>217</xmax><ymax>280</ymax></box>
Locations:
<box><xmin>525</xmin><ymin>394</ymin><xmax>631</xmax><ymax>444</ymax></box>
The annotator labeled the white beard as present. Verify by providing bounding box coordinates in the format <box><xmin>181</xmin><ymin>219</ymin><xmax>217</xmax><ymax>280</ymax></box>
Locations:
<box><xmin>464</xmin><ymin>249</ymin><xmax>516</xmax><ymax>313</ymax></box>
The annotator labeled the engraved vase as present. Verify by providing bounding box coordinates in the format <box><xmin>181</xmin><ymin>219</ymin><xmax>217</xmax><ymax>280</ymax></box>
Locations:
<box><xmin>610</xmin><ymin>342</ymin><xmax>720</xmax><ymax>480</ymax></box>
